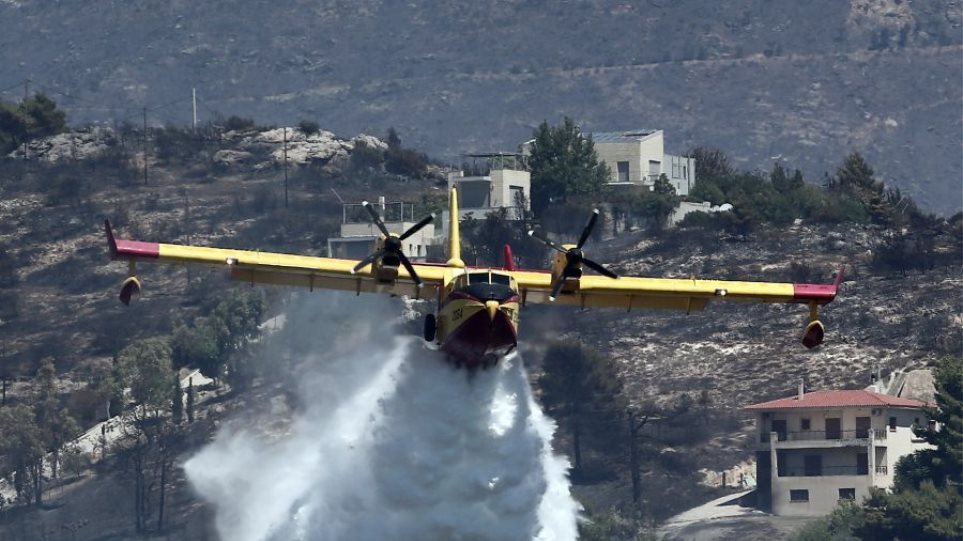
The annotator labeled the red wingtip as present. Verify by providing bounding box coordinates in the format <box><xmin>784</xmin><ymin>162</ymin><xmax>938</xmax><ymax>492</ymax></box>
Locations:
<box><xmin>104</xmin><ymin>219</ymin><xmax>118</xmax><ymax>259</ymax></box>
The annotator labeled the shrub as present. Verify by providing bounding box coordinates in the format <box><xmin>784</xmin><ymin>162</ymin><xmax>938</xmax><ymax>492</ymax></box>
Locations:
<box><xmin>298</xmin><ymin>120</ymin><xmax>320</xmax><ymax>134</ymax></box>
<box><xmin>223</xmin><ymin>115</ymin><xmax>256</xmax><ymax>132</ymax></box>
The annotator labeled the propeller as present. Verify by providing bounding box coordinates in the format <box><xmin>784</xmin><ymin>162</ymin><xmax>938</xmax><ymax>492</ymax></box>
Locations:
<box><xmin>351</xmin><ymin>201</ymin><xmax>434</xmax><ymax>286</ymax></box>
<box><xmin>528</xmin><ymin>209</ymin><xmax>617</xmax><ymax>301</ymax></box>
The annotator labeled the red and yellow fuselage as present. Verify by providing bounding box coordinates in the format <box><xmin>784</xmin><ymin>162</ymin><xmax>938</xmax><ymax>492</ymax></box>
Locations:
<box><xmin>434</xmin><ymin>270</ymin><xmax>521</xmax><ymax>369</ymax></box>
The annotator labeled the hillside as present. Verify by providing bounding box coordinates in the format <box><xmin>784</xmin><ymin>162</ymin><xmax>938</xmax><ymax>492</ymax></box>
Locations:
<box><xmin>0</xmin><ymin>122</ymin><xmax>959</xmax><ymax>539</ymax></box>
<box><xmin>0</xmin><ymin>0</ymin><xmax>960</xmax><ymax>213</ymax></box>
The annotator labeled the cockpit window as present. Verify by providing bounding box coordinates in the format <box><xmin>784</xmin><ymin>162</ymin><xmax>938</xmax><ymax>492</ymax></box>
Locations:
<box><xmin>490</xmin><ymin>273</ymin><xmax>511</xmax><ymax>286</ymax></box>
<box><xmin>468</xmin><ymin>272</ymin><xmax>490</xmax><ymax>284</ymax></box>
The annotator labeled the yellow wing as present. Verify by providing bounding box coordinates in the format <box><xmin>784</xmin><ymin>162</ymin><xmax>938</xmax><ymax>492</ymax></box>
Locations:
<box><xmin>105</xmin><ymin>221</ymin><xmax>446</xmax><ymax>300</ymax></box>
<box><xmin>509</xmin><ymin>270</ymin><xmax>838</xmax><ymax>311</ymax></box>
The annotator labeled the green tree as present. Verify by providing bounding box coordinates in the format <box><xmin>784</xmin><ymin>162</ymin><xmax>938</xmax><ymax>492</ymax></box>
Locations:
<box><xmin>0</xmin><ymin>405</ymin><xmax>44</xmax><ymax>504</ymax></box>
<box><xmin>687</xmin><ymin>147</ymin><xmax>733</xmax><ymax>181</ymax></box>
<box><xmin>539</xmin><ymin>338</ymin><xmax>624</xmax><ymax>477</ymax></box>
<box><xmin>170</xmin><ymin>375</ymin><xmax>183</xmax><ymax>424</ymax></box>
<box><xmin>770</xmin><ymin>162</ymin><xmax>789</xmax><ymax>192</ymax></box>
<box><xmin>789</xmin><ymin>501</ymin><xmax>863</xmax><ymax>541</ymax></box>
<box><xmin>0</xmin><ymin>104</ymin><xmax>26</xmax><ymax>153</ymax></box>
<box><xmin>186</xmin><ymin>380</ymin><xmax>196</xmax><ymax>423</ymax></box>
<box><xmin>171</xmin><ymin>319</ymin><xmax>222</xmax><ymax>378</ymax></box>
<box><xmin>383</xmin><ymin>127</ymin><xmax>429</xmax><ymax>178</ymax></box>
<box><xmin>118</xmin><ymin>338</ymin><xmax>175</xmax><ymax>412</ymax></box>
<box><xmin>897</xmin><ymin>356</ymin><xmax>962</xmax><ymax>489</ymax></box>
<box><xmin>33</xmin><ymin>359</ymin><xmax>79</xmax><ymax>482</ymax></box>
<box><xmin>527</xmin><ymin>117</ymin><xmax>609</xmax><ymax>215</ymax></box>
<box><xmin>856</xmin><ymin>482</ymin><xmax>962</xmax><ymax>541</ymax></box>
<box><xmin>20</xmin><ymin>94</ymin><xmax>66</xmax><ymax>139</ymax></box>
<box><xmin>461</xmin><ymin>207</ymin><xmax>543</xmax><ymax>268</ymax></box>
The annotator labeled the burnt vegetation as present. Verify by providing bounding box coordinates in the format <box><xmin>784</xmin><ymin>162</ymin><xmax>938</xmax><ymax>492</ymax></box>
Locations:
<box><xmin>0</xmin><ymin>108</ymin><xmax>959</xmax><ymax>539</ymax></box>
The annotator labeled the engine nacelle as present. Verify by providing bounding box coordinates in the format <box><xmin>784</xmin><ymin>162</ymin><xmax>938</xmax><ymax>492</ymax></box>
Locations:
<box><xmin>551</xmin><ymin>245</ymin><xmax>583</xmax><ymax>296</ymax></box>
<box><xmin>119</xmin><ymin>276</ymin><xmax>142</xmax><ymax>305</ymax></box>
<box><xmin>372</xmin><ymin>237</ymin><xmax>400</xmax><ymax>284</ymax></box>
<box><xmin>801</xmin><ymin>320</ymin><xmax>825</xmax><ymax>349</ymax></box>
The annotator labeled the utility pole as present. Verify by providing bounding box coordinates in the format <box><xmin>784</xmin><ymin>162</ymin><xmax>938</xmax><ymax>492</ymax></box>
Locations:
<box><xmin>142</xmin><ymin>107</ymin><xmax>149</xmax><ymax>185</ymax></box>
<box><xmin>191</xmin><ymin>88</ymin><xmax>197</xmax><ymax>135</ymax></box>
<box><xmin>1</xmin><ymin>340</ymin><xmax>7</xmax><ymax>406</ymax></box>
<box><xmin>21</xmin><ymin>78</ymin><xmax>30</xmax><ymax>162</ymax></box>
<box><xmin>283</xmin><ymin>127</ymin><xmax>289</xmax><ymax>208</ymax></box>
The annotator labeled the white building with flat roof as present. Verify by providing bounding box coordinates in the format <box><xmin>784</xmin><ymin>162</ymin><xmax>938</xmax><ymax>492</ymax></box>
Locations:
<box><xmin>747</xmin><ymin>388</ymin><xmax>932</xmax><ymax>517</ymax></box>
<box><xmin>327</xmin><ymin>199</ymin><xmax>435</xmax><ymax>260</ymax></box>
<box><xmin>439</xmin><ymin>153</ymin><xmax>531</xmax><ymax>240</ymax></box>
<box><xmin>591</xmin><ymin>130</ymin><xmax>695</xmax><ymax>196</ymax></box>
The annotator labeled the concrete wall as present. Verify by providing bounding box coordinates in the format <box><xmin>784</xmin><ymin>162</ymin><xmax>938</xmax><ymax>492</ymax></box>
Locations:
<box><xmin>594</xmin><ymin>131</ymin><xmax>665</xmax><ymax>185</ymax></box>
<box><xmin>490</xmin><ymin>169</ymin><xmax>531</xmax><ymax>209</ymax></box>
<box><xmin>595</xmin><ymin>141</ymin><xmax>644</xmax><ymax>183</ymax></box>
<box><xmin>333</xmin><ymin>222</ymin><xmax>435</xmax><ymax>259</ymax></box>
<box><xmin>665</xmin><ymin>153</ymin><xmax>696</xmax><ymax>195</ymax></box>
<box><xmin>771</xmin><ymin>473</ymin><xmax>871</xmax><ymax>516</ymax></box>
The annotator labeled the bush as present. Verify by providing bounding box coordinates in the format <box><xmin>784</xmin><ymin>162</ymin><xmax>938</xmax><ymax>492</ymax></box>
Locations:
<box><xmin>350</xmin><ymin>141</ymin><xmax>385</xmax><ymax>171</ymax></box>
<box><xmin>223</xmin><ymin>115</ymin><xmax>256</xmax><ymax>132</ymax></box>
<box><xmin>298</xmin><ymin>120</ymin><xmax>320</xmax><ymax>134</ymax></box>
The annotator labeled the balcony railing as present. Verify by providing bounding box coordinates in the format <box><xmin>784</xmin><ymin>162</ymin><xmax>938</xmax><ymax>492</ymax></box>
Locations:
<box><xmin>875</xmin><ymin>465</ymin><xmax>888</xmax><ymax>475</ymax></box>
<box><xmin>763</xmin><ymin>429</ymin><xmax>872</xmax><ymax>443</ymax></box>
<box><xmin>779</xmin><ymin>465</ymin><xmax>869</xmax><ymax>477</ymax></box>
<box><xmin>873</xmin><ymin>429</ymin><xmax>888</xmax><ymax>440</ymax></box>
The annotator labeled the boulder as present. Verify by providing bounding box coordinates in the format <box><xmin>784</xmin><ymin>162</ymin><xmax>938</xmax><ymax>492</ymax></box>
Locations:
<box><xmin>8</xmin><ymin>127</ymin><xmax>117</xmax><ymax>162</ymax></box>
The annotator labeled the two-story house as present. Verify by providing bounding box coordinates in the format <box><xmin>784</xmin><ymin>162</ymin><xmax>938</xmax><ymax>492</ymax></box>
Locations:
<box><xmin>439</xmin><ymin>153</ymin><xmax>531</xmax><ymax>246</ymax></box>
<box><xmin>747</xmin><ymin>388</ymin><xmax>931</xmax><ymax>517</ymax></box>
<box><xmin>327</xmin><ymin>198</ymin><xmax>436</xmax><ymax>261</ymax></box>
<box><xmin>590</xmin><ymin>130</ymin><xmax>696</xmax><ymax>196</ymax></box>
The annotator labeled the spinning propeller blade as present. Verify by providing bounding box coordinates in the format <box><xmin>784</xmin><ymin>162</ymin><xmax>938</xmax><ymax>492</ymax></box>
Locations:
<box><xmin>529</xmin><ymin>208</ymin><xmax>618</xmax><ymax>301</ymax></box>
<box><xmin>399</xmin><ymin>213</ymin><xmax>434</xmax><ymax>241</ymax></box>
<box><xmin>353</xmin><ymin>200</ymin><xmax>432</xmax><ymax>286</ymax></box>
<box><xmin>362</xmin><ymin>201</ymin><xmax>391</xmax><ymax>237</ymax></box>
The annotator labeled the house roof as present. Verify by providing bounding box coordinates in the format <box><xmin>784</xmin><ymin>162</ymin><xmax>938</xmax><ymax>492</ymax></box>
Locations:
<box><xmin>591</xmin><ymin>130</ymin><xmax>661</xmax><ymax>144</ymax></box>
<box><xmin>745</xmin><ymin>390</ymin><xmax>926</xmax><ymax>411</ymax></box>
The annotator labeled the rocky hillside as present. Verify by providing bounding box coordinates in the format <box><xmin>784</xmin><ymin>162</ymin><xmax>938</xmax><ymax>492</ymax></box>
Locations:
<box><xmin>0</xmin><ymin>125</ymin><xmax>959</xmax><ymax>539</ymax></box>
<box><xmin>0</xmin><ymin>0</ymin><xmax>960</xmax><ymax>213</ymax></box>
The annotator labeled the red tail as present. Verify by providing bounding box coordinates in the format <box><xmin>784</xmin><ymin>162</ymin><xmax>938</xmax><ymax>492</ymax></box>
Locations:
<box><xmin>503</xmin><ymin>244</ymin><xmax>516</xmax><ymax>271</ymax></box>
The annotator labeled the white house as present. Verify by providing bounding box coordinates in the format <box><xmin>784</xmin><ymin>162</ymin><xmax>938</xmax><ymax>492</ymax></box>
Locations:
<box><xmin>590</xmin><ymin>130</ymin><xmax>696</xmax><ymax>196</ymax></box>
<box><xmin>439</xmin><ymin>153</ymin><xmax>531</xmax><ymax>240</ymax></box>
<box><xmin>327</xmin><ymin>198</ymin><xmax>435</xmax><ymax>261</ymax></box>
<box><xmin>747</xmin><ymin>388</ymin><xmax>932</xmax><ymax>517</ymax></box>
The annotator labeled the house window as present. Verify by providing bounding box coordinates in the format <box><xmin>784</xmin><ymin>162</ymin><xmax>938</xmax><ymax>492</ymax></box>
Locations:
<box><xmin>772</xmin><ymin>419</ymin><xmax>787</xmax><ymax>441</ymax></box>
<box><xmin>838</xmin><ymin>488</ymin><xmax>856</xmax><ymax>501</ymax></box>
<box><xmin>801</xmin><ymin>418</ymin><xmax>811</xmax><ymax>431</ymax></box>
<box><xmin>928</xmin><ymin>419</ymin><xmax>937</xmax><ymax>432</ymax></box>
<box><xmin>683</xmin><ymin>166</ymin><xmax>688</xmax><ymax>180</ymax></box>
<box><xmin>617</xmin><ymin>161</ymin><xmax>630</xmax><ymax>182</ymax></box>
<box><xmin>889</xmin><ymin>417</ymin><xmax>897</xmax><ymax>431</ymax></box>
<box><xmin>790</xmin><ymin>489</ymin><xmax>809</xmax><ymax>502</ymax></box>
<box><xmin>648</xmin><ymin>160</ymin><xmax>661</xmax><ymax>176</ymax></box>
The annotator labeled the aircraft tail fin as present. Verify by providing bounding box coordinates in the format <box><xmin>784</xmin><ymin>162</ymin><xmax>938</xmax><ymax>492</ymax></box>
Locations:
<box><xmin>446</xmin><ymin>187</ymin><xmax>465</xmax><ymax>268</ymax></box>
<box><xmin>503</xmin><ymin>244</ymin><xmax>516</xmax><ymax>271</ymax></box>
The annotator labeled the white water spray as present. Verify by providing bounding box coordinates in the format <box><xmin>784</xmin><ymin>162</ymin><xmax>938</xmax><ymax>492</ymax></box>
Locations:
<box><xmin>184</xmin><ymin>293</ymin><xmax>580</xmax><ymax>541</ymax></box>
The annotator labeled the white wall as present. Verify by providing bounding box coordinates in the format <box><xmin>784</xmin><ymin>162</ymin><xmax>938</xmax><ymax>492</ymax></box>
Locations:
<box><xmin>772</xmin><ymin>474</ymin><xmax>871</xmax><ymax>516</ymax></box>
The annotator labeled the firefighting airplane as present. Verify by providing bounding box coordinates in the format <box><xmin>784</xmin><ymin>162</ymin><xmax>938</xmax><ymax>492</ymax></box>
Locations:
<box><xmin>105</xmin><ymin>188</ymin><xmax>841</xmax><ymax>369</ymax></box>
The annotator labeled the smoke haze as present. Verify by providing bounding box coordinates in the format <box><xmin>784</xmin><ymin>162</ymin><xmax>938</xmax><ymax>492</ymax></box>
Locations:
<box><xmin>184</xmin><ymin>293</ymin><xmax>580</xmax><ymax>540</ymax></box>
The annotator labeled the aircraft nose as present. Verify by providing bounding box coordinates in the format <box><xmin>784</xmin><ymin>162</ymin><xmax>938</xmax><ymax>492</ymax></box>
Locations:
<box><xmin>485</xmin><ymin>300</ymin><xmax>500</xmax><ymax>321</ymax></box>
